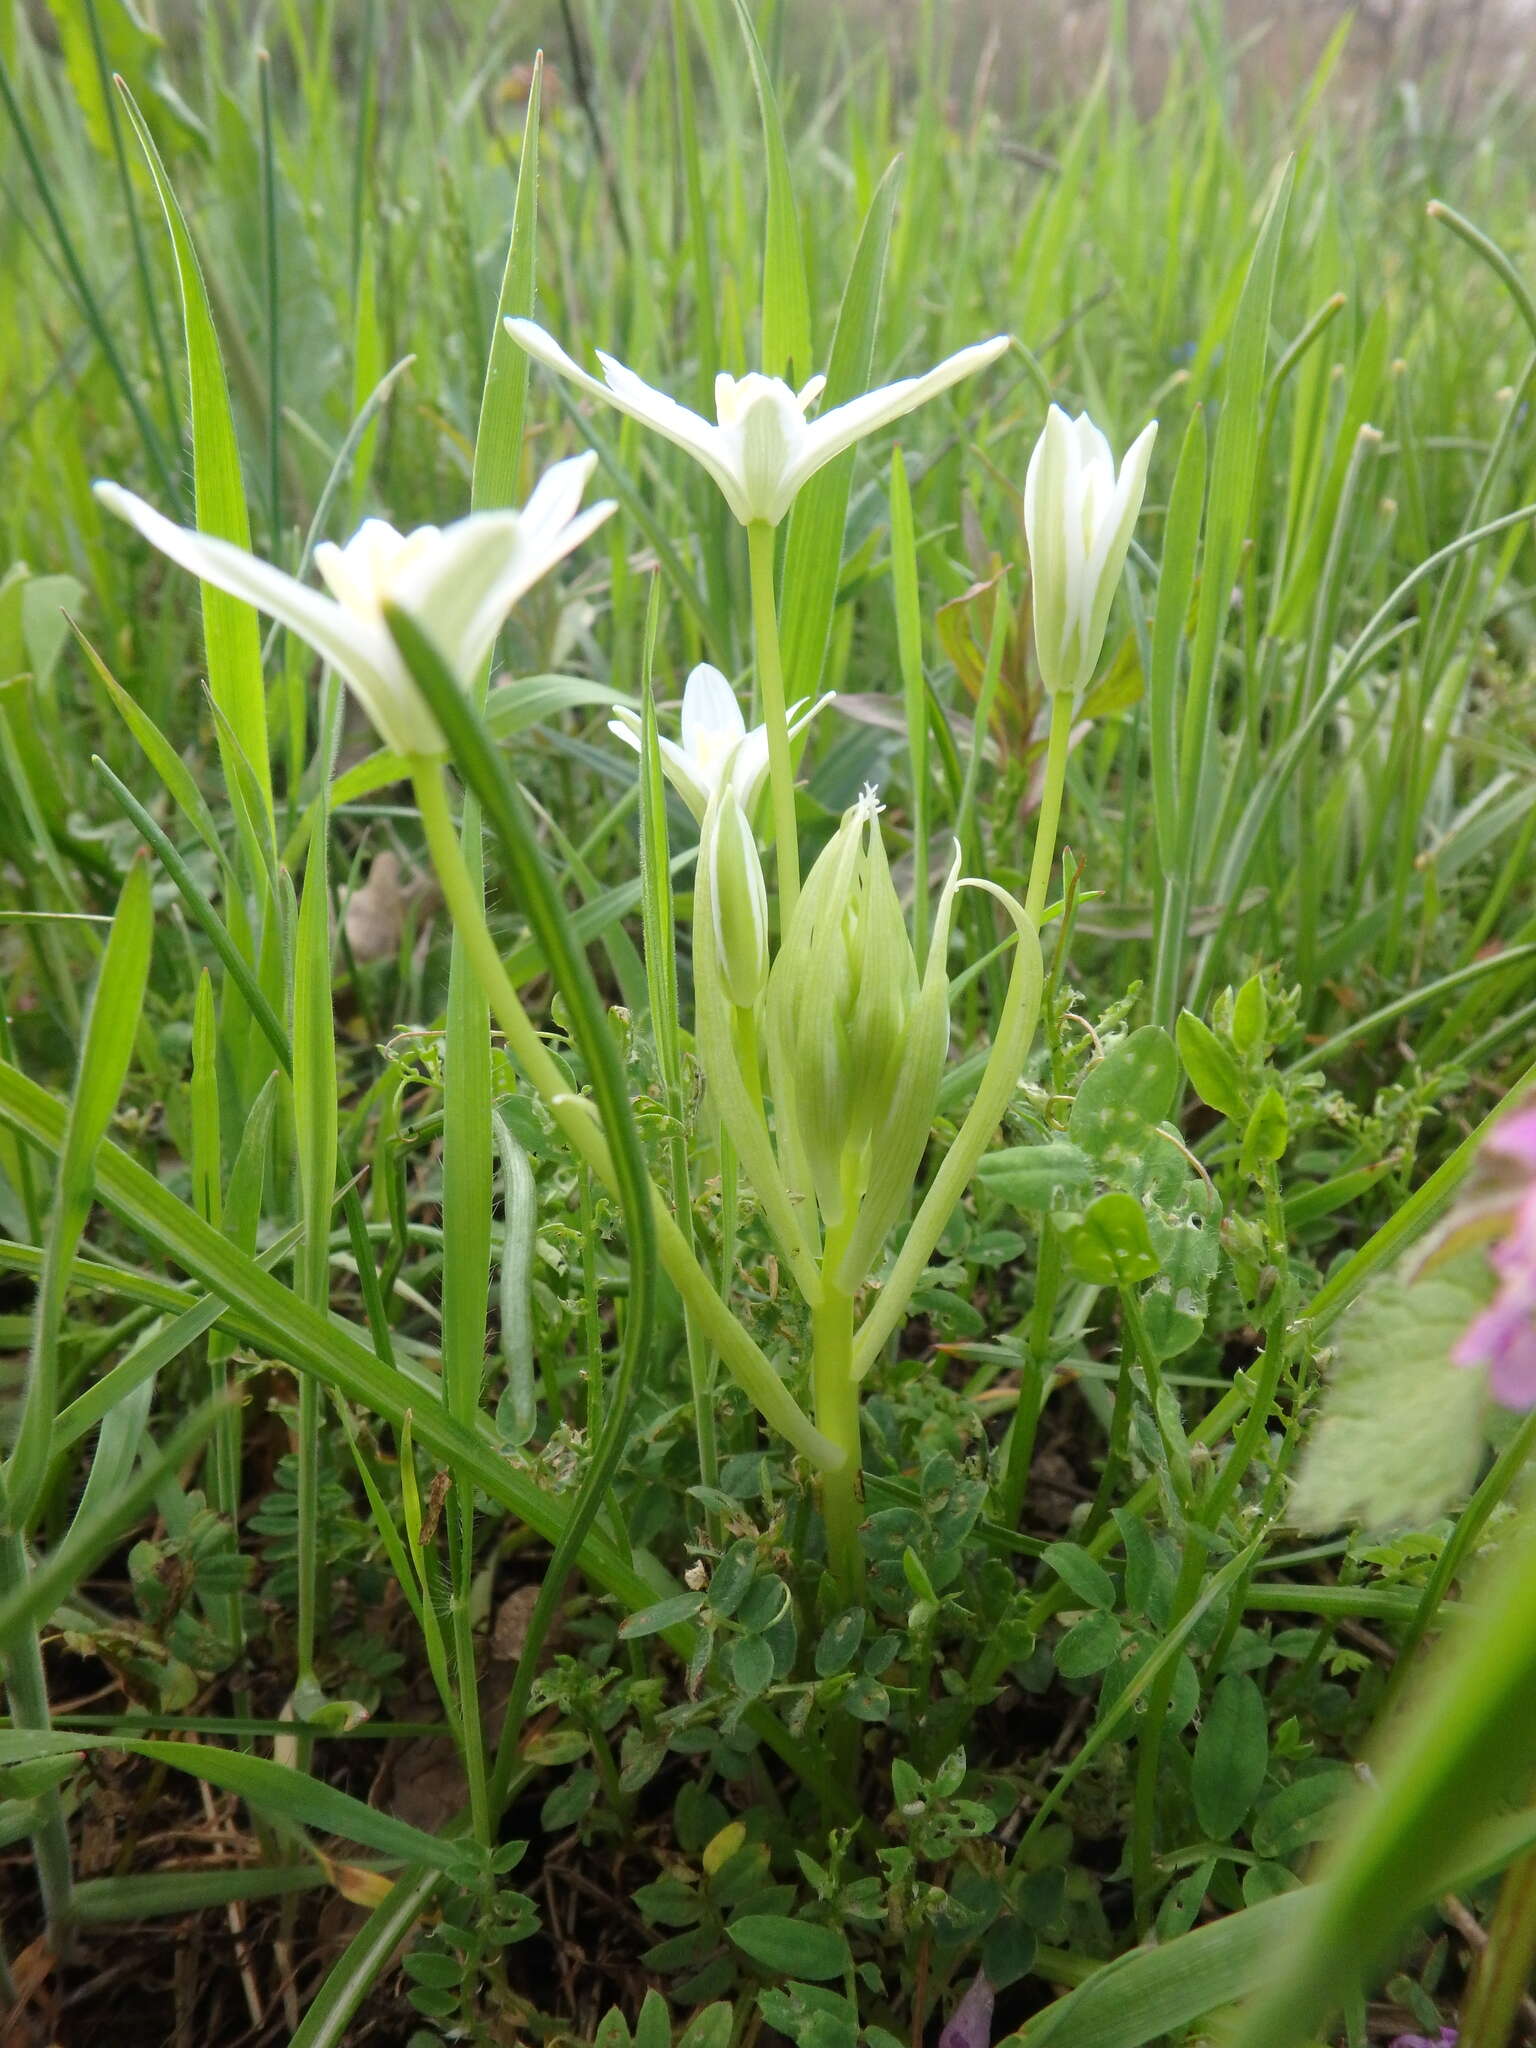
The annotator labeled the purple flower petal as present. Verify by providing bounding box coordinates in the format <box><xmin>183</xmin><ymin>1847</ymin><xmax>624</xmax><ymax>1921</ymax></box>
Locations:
<box><xmin>939</xmin><ymin>1972</ymin><xmax>995</xmax><ymax>2048</ymax></box>
<box><xmin>1454</xmin><ymin>1296</ymin><xmax>1532</xmax><ymax>1371</ymax></box>
<box><xmin>1488</xmin><ymin>1105</ymin><xmax>1536</xmax><ymax>1170</ymax></box>
<box><xmin>1488</xmin><ymin>1319</ymin><xmax>1536</xmax><ymax>1410</ymax></box>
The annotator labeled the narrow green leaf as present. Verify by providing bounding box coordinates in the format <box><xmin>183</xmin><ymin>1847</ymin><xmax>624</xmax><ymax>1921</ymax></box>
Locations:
<box><xmin>0</xmin><ymin>1055</ymin><xmax>674</xmax><ymax>1630</ymax></box>
<box><xmin>1147</xmin><ymin>407</ymin><xmax>1206</xmax><ymax>873</ymax></box>
<box><xmin>287</xmin><ymin>1864</ymin><xmax>444</xmax><ymax>2048</ymax></box>
<box><xmin>6</xmin><ymin>856</ymin><xmax>154</xmax><ymax>1524</ymax></box>
<box><xmin>292</xmin><ymin>807</ymin><xmax>336</xmax><ymax>1305</ymax></box>
<box><xmin>472</xmin><ymin>52</ymin><xmax>540</xmax><ymax>512</ymax></box>
<box><xmin>1177</xmin><ymin>162</ymin><xmax>1294</xmax><ymax>862</ymax></box>
<box><xmin>492</xmin><ymin>1108</ymin><xmax>538</xmax><ymax>1445</ymax></box>
<box><xmin>889</xmin><ymin>444</ymin><xmax>930</xmax><ymax>964</ymax></box>
<box><xmin>0</xmin><ymin>1730</ymin><xmax>477</xmax><ymax>1882</ymax></box>
<box><xmin>93</xmin><ymin>756</ymin><xmax>290</xmax><ymax>1078</ymax></box>
<box><xmin>117</xmin><ymin>82</ymin><xmax>273</xmax><ymax>840</ymax></box>
<box><xmin>73</xmin><ymin>1866</ymin><xmax>325</xmax><ymax>1919</ymax></box>
<box><xmin>382</xmin><ymin>608</ymin><xmax>661</xmax><ymax>1800</ymax></box>
<box><xmin>780</xmin><ymin>158</ymin><xmax>902</xmax><ymax>703</ymax></box>
<box><xmin>730</xmin><ymin>0</ymin><xmax>811</xmax><ymax>380</ymax></box>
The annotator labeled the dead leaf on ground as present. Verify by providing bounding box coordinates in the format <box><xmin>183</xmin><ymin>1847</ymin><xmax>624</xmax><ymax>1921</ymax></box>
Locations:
<box><xmin>343</xmin><ymin>851</ymin><xmax>441</xmax><ymax>964</ymax></box>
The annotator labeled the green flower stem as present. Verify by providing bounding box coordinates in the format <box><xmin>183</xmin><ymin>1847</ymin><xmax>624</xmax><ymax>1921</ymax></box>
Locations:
<box><xmin>995</xmin><ymin>1216</ymin><xmax>1063</xmax><ymax>1528</ymax></box>
<box><xmin>733</xmin><ymin>1002</ymin><xmax>766</xmax><ymax>1123</ymax></box>
<box><xmin>410</xmin><ymin>762</ymin><xmax>840</xmax><ymax>1473</ymax></box>
<box><xmin>1025</xmin><ymin>690</ymin><xmax>1075</xmax><ymax>926</ymax></box>
<box><xmin>0</xmin><ymin>1517</ymin><xmax>74</xmax><ymax>1944</ymax></box>
<box><xmin>1129</xmin><ymin>1537</ymin><xmax>1207</xmax><ymax>1929</ymax></box>
<box><xmin>747</xmin><ymin>519</ymin><xmax>801</xmax><ymax>928</ymax></box>
<box><xmin>812</xmin><ymin>1218</ymin><xmax>864</xmax><ymax>1601</ymax></box>
<box><xmin>1461</xmin><ymin>1834</ymin><xmax>1536</xmax><ymax>2048</ymax></box>
<box><xmin>664</xmin><ymin>1120</ymin><xmax>721</xmax><ymax>1546</ymax></box>
<box><xmin>1129</xmin><ymin>1183</ymin><xmax>1291</xmax><ymax>1926</ymax></box>
<box><xmin>1082</xmin><ymin>1339</ymin><xmax>1136</xmax><ymax>1541</ymax></box>
<box><xmin>294</xmin><ymin>1377</ymin><xmax>320</xmax><ymax>1692</ymax></box>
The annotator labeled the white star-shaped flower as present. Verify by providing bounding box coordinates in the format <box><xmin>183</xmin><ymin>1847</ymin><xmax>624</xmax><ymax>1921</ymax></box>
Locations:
<box><xmin>506</xmin><ymin>318</ymin><xmax>1011</xmax><ymax>527</ymax></box>
<box><xmin>95</xmin><ymin>454</ymin><xmax>614</xmax><ymax>757</ymax></box>
<box><xmin>609</xmin><ymin>663</ymin><xmax>833</xmax><ymax>823</ymax></box>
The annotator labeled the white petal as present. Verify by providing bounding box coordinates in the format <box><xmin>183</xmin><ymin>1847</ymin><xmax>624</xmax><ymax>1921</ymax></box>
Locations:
<box><xmin>725</xmin><ymin>380</ymin><xmax>811</xmax><ymax>525</ymax></box>
<box><xmin>729</xmin><ymin>727</ymin><xmax>775</xmax><ymax>820</ymax></box>
<box><xmin>1071</xmin><ymin>410</ymin><xmax>1114</xmax><ymax>478</ymax></box>
<box><xmin>97</xmin><ymin>482</ymin><xmax>441</xmax><ymax>754</ymax></box>
<box><xmin>1081</xmin><ymin>418</ymin><xmax>1158</xmax><ymax>676</ymax></box>
<box><xmin>316</xmin><ymin>518</ymin><xmax>412</xmax><ymax>609</ymax></box>
<box><xmin>681</xmin><ymin>664</ymin><xmax>747</xmax><ymax>759</ymax></box>
<box><xmin>100</xmin><ymin>484</ymin><xmax>351</xmax><ymax>666</ymax></box>
<box><xmin>610</xmin><ymin>703</ymin><xmax>715</xmax><ymax>820</ymax></box>
<box><xmin>389</xmin><ymin>511</ymin><xmax>532</xmax><ymax>669</ymax></box>
<box><xmin>508</xmin><ymin>319</ymin><xmax>753</xmax><ymax>519</ymax></box>
<box><xmin>457</xmin><ymin>499</ymin><xmax>615</xmax><ymax>672</ymax></box>
<box><xmin>782</xmin><ymin>334</ymin><xmax>1011</xmax><ymax>505</ymax></box>
<box><xmin>657</xmin><ymin>733</ymin><xmax>713</xmax><ymax>821</ymax></box>
<box><xmin>785</xmin><ymin>689</ymin><xmax>837</xmax><ymax>743</ymax></box>
<box><xmin>1023</xmin><ymin>408</ymin><xmax>1074</xmax><ymax>693</ymax></box>
<box><xmin>1059</xmin><ymin>428</ymin><xmax>1091</xmax><ymax>678</ymax></box>
<box><xmin>608</xmin><ymin>710</ymin><xmax>643</xmax><ymax>755</ymax></box>
<box><xmin>590</xmin><ymin>350</ymin><xmax>747</xmax><ymax>502</ymax></box>
<box><xmin>517</xmin><ymin>449</ymin><xmax>601</xmax><ymax>539</ymax></box>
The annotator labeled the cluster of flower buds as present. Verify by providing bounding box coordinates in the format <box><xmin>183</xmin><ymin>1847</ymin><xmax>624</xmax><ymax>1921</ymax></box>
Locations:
<box><xmin>766</xmin><ymin>788</ymin><xmax>958</xmax><ymax>1275</ymax></box>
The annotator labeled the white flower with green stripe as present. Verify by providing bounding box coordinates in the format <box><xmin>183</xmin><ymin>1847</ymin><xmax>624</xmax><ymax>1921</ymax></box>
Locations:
<box><xmin>94</xmin><ymin>454</ymin><xmax>614</xmax><ymax>758</ymax></box>
<box><xmin>608</xmin><ymin>663</ymin><xmax>833</xmax><ymax>825</ymax></box>
<box><xmin>506</xmin><ymin>318</ymin><xmax>1011</xmax><ymax>528</ymax></box>
<box><xmin>1025</xmin><ymin>405</ymin><xmax>1157</xmax><ymax>700</ymax></box>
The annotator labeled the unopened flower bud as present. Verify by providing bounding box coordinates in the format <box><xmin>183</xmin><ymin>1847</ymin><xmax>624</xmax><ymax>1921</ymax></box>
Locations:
<box><xmin>1024</xmin><ymin>404</ymin><xmax>1157</xmax><ymax>700</ymax></box>
<box><xmin>706</xmin><ymin>785</ymin><xmax>769</xmax><ymax>1011</ymax></box>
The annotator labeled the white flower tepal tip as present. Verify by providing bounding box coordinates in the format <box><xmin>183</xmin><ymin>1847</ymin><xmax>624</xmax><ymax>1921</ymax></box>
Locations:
<box><xmin>1024</xmin><ymin>404</ymin><xmax>1157</xmax><ymax>700</ymax></box>
<box><xmin>608</xmin><ymin>664</ymin><xmax>834</xmax><ymax>824</ymax></box>
<box><xmin>507</xmin><ymin>317</ymin><xmax>1012</xmax><ymax>527</ymax></box>
<box><xmin>93</xmin><ymin>454</ymin><xmax>615</xmax><ymax>758</ymax></box>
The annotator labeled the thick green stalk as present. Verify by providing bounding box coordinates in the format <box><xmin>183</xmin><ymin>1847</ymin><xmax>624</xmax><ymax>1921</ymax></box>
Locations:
<box><xmin>812</xmin><ymin>1219</ymin><xmax>864</xmax><ymax>1600</ymax></box>
<box><xmin>747</xmin><ymin>519</ymin><xmax>801</xmax><ymax>925</ymax></box>
<box><xmin>1460</xmin><ymin>1840</ymin><xmax>1536</xmax><ymax>2048</ymax></box>
<box><xmin>440</xmin><ymin>790</ymin><xmax>494</xmax><ymax>1854</ymax></box>
<box><xmin>1026</xmin><ymin>691</ymin><xmax>1075</xmax><ymax>926</ymax></box>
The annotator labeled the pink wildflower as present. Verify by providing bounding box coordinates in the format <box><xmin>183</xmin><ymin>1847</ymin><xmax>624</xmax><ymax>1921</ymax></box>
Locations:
<box><xmin>1453</xmin><ymin>1106</ymin><xmax>1536</xmax><ymax>1410</ymax></box>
